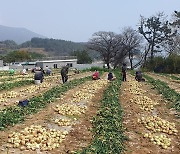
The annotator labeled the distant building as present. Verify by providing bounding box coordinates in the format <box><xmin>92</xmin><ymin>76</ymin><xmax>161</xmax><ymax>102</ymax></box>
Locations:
<box><xmin>9</xmin><ymin>62</ymin><xmax>36</xmax><ymax>70</ymax></box>
<box><xmin>36</xmin><ymin>59</ymin><xmax>77</xmax><ymax>69</ymax></box>
<box><xmin>21</xmin><ymin>62</ymin><xmax>36</xmax><ymax>70</ymax></box>
<box><xmin>8</xmin><ymin>56</ymin><xmax>77</xmax><ymax>70</ymax></box>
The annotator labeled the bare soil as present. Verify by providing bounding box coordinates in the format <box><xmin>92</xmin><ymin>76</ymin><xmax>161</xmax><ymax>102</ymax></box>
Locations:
<box><xmin>120</xmin><ymin>75</ymin><xmax>180</xmax><ymax>154</ymax></box>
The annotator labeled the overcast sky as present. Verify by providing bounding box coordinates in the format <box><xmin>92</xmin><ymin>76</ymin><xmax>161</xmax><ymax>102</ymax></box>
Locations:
<box><xmin>0</xmin><ymin>0</ymin><xmax>179</xmax><ymax>42</ymax></box>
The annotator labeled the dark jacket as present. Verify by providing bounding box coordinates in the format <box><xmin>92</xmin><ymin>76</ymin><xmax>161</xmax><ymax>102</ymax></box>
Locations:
<box><xmin>108</xmin><ymin>72</ymin><xmax>113</xmax><ymax>80</ymax></box>
<box><xmin>122</xmin><ymin>65</ymin><xmax>126</xmax><ymax>73</ymax></box>
<box><xmin>46</xmin><ymin>69</ymin><xmax>51</xmax><ymax>75</ymax></box>
<box><xmin>135</xmin><ymin>71</ymin><xmax>142</xmax><ymax>81</ymax></box>
<box><xmin>34</xmin><ymin>71</ymin><xmax>43</xmax><ymax>80</ymax></box>
<box><xmin>61</xmin><ymin>66</ymin><xmax>68</xmax><ymax>76</ymax></box>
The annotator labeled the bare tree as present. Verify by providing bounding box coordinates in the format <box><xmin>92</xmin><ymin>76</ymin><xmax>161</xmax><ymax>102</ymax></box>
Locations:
<box><xmin>162</xmin><ymin>35</ymin><xmax>180</xmax><ymax>55</ymax></box>
<box><xmin>163</xmin><ymin>11</ymin><xmax>180</xmax><ymax>55</ymax></box>
<box><xmin>121</xmin><ymin>27</ymin><xmax>142</xmax><ymax>69</ymax></box>
<box><xmin>138</xmin><ymin>12</ymin><xmax>176</xmax><ymax>60</ymax></box>
<box><xmin>87</xmin><ymin>31</ymin><xmax>123</xmax><ymax>69</ymax></box>
<box><xmin>171</xmin><ymin>11</ymin><xmax>180</xmax><ymax>30</ymax></box>
<box><xmin>111</xmin><ymin>43</ymin><xmax>128</xmax><ymax>68</ymax></box>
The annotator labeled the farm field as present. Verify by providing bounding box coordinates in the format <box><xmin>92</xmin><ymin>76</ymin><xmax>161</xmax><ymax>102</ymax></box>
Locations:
<box><xmin>146</xmin><ymin>73</ymin><xmax>180</xmax><ymax>94</ymax></box>
<box><xmin>0</xmin><ymin>71</ymin><xmax>179</xmax><ymax>154</ymax></box>
<box><xmin>121</xmin><ymin>74</ymin><xmax>179</xmax><ymax>154</ymax></box>
<box><xmin>0</xmin><ymin>72</ymin><xmax>109</xmax><ymax>154</ymax></box>
<box><xmin>0</xmin><ymin>71</ymin><xmax>92</xmax><ymax>109</ymax></box>
<box><xmin>0</xmin><ymin>1</ymin><xmax>179</xmax><ymax>153</ymax></box>
<box><xmin>0</xmin><ymin>76</ymin><xmax>32</xmax><ymax>84</ymax></box>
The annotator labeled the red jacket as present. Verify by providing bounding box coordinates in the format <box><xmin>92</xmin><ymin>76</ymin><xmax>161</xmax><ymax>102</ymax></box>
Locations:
<box><xmin>92</xmin><ymin>71</ymin><xmax>99</xmax><ymax>79</ymax></box>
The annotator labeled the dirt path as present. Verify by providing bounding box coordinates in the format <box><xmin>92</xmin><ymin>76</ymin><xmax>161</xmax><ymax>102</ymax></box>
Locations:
<box><xmin>0</xmin><ymin>73</ymin><xmax>108</xmax><ymax>154</ymax></box>
<box><xmin>120</xmin><ymin>75</ymin><xmax>180</xmax><ymax>154</ymax></box>
<box><xmin>146</xmin><ymin>73</ymin><xmax>180</xmax><ymax>94</ymax></box>
<box><xmin>0</xmin><ymin>72</ymin><xmax>92</xmax><ymax>110</ymax></box>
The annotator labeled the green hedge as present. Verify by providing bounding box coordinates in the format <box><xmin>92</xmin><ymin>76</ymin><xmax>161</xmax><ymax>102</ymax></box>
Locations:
<box><xmin>143</xmin><ymin>54</ymin><xmax>180</xmax><ymax>73</ymax></box>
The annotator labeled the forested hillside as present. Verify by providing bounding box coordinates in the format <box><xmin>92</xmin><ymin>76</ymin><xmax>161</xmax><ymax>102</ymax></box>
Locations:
<box><xmin>20</xmin><ymin>38</ymin><xmax>86</xmax><ymax>55</ymax></box>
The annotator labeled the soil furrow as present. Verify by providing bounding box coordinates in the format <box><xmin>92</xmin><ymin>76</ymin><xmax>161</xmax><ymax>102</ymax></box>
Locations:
<box><xmin>120</xmin><ymin>75</ymin><xmax>179</xmax><ymax>154</ymax></box>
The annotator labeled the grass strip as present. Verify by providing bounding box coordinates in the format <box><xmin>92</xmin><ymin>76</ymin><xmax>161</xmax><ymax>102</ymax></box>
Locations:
<box><xmin>0</xmin><ymin>76</ymin><xmax>92</xmax><ymax>130</ymax></box>
<box><xmin>0</xmin><ymin>80</ymin><xmax>34</xmax><ymax>91</ymax></box>
<box><xmin>144</xmin><ymin>74</ymin><xmax>180</xmax><ymax>112</ymax></box>
<box><xmin>76</xmin><ymin>70</ymin><xmax>125</xmax><ymax>154</ymax></box>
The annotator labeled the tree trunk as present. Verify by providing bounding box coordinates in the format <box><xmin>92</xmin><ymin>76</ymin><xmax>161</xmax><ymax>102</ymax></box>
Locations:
<box><xmin>150</xmin><ymin>50</ymin><xmax>154</xmax><ymax>60</ymax></box>
<box><xmin>107</xmin><ymin>63</ymin><xmax>110</xmax><ymax>69</ymax></box>
<box><xmin>144</xmin><ymin>44</ymin><xmax>151</xmax><ymax>64</ymax></box>
<box><xmin>128</xmin><ymin>52</ymin><xmax>132</xmax><ymax>70</ymax></box>
<box><xmin>130</xmin><ymin>58</ymin><xmax>133</xmax><ymax>70</ymax></box>
<box><xmin>150</xmin><ymin>38</ymin><xmax>155</xmax><ymax>60</ymax></box>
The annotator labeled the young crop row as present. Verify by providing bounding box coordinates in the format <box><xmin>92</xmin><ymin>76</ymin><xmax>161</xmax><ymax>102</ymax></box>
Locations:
<box><xmin>0</xmin><ymin>77</ymin><xmax>19</xmax><ymax>83</ymax></box>
<box><xmin>0</xmin><ymin>71</ymin><xmax>11</xmax><ymax>77</ymax></box>
<box><xmin>0</xmin><ymin>76</ymin><xmax>92</xmax><ymax>130</ymax></box>
<box><xmin>0</xmin><ymin>73</ymin><xmax>63</xmax><ymax>92</ymax></box>
<box><xmin>159</xmin><ymin>73</ymin><xmax>180</xmax><ymax>81</ymax></box>
<box><xmin>144</xmin><ymin>74</ymin><xmax>180</xmax><ymax>113</ymax></box>
<box><xmin>0</xmin><ymin>80</ymin><xmax>34</xmax><ymax>92</ymax></box>
<box><xmin>0</xmin><ymin>74</ymin><xmax>33</xmax><ymax>81</ymax></box>
<box><xmin>77</xmin><ymin>71</ymin><xmax>125</xmax><ymax>154</ymax></box>
<box><xmin>0</xmin><ymin>78</ymin><xmax>33</xmax><ymax>86</ymax></box>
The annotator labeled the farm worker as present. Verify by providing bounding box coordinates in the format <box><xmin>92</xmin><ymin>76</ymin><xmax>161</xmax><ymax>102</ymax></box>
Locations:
<box><xmin>92</xmin><ymin>70</ymin><xmax>100</xmax><ymax>80</ymax></box>
<box><xmin>22</xmin><ymin>68</ymin><xmax>27</xmax><ymax>75</ymax></box>
<box><xmin>46</xmin><ymin>68</ymin><xmax>52</xmax><ymax>76</ymax></box>
<box><xmin>34</xmin><ymin>67</ymin><xmax>44</xmax><ymax>83</ymax></box>
<box><xmin>107</xmin><ymin>72</ymin><xmax>116</xmax><ymax>81</ymax></box>
<box><xmin>45</xmin><ymin>66</ymin><xmax>51</xmax><ymax>76</ymax></box>
<box><xmin>74</xmin><ymin>68</ymin><xmax>80</xmax><ymax>74</ymax></box>
<box><xmin>135</xmin><ymin>71</ymin><xmax>145</xmax><ymax>82</ymax></box>
<box><xmin>31</xmin><ymin>68</ymin><xmax>35</xmax><ymax>73</ymax></box>
<box><xmin>9</xmin><ymin>69</ymin><xmax>15</xmax><ymax>75</ymax></box>
<box><xmin>61</xmin><ymin>65</ymin><xmax>69</xmax><ymax>84</ymax></box>
<box><xmin>121</xmin><ymin>63</ymin><xmax>127</xmax><ymax>81</ymax></box>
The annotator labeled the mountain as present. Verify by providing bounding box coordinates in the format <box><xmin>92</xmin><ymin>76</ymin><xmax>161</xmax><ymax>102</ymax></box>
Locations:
<box><xmin>0</xmin><ymin>25</ymin><xmax>46</xmax><ymax>44</ymax></box>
